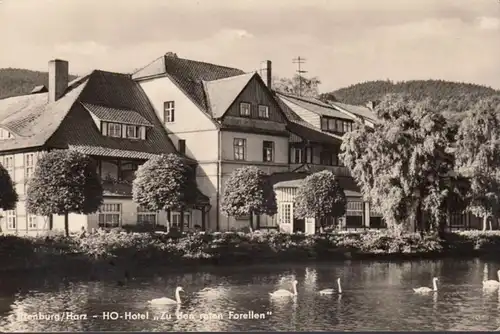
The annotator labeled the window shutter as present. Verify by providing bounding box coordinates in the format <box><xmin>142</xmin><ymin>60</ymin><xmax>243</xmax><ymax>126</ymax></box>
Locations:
<box><xmin>171</xmin><ymin>110</ymin><xmax>175</xmax><ymax>122</ymax></box>
<box><xmin>121</xmin><ymin>124</ymin><xmax>127</xmax><ymax>138</ymax></box>
<box><xmin>102</xmin><ymin>122</ymin><xmax>108</xmax><ymax>136</ymax></box>
<box><xmin>140</xmin><ymin>126</ymin><xmax>146</xmax><ymax>140</ymax></box>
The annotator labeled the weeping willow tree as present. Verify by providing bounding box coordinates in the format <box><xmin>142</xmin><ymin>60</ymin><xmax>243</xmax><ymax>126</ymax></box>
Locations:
<box><xmin>454</xmin><ymin>95</ymin><xmax>500</xmax><ymax>231</ymax></box>
<box><xmin>340</xmin><ymin>93</ymin><xmax>455</xmax><ymax>235</ymax></box>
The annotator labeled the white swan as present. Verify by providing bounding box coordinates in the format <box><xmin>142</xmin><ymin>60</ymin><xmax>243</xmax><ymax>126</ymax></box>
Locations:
<box><xmin>483</xmin><ymin>270</ymin><xmax>500</xmax><ymax>288</ymax></box>
<box><xmin>319</xmin><ymin>278</ymin><xmax>342</xmax><ymax>295</ymax></box>
<box><xmin>413</xmin><ymin>277</ymin><xmax>438</xmax><ymax>293</ymax></box>
<box><xmin>148</xmin><ymin>286</ymin><xmax>184</xmax><ymax>305</ymax></box>
<box><xmin>269</xmin><ymin>280</ymin><xmax>298</xmax><ymax>297</ymax></box>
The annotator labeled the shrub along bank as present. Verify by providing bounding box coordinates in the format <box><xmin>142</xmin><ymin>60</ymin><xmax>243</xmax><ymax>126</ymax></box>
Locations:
<box><xmin>1</xmin><ymin>230</ymin><xmax>500</xmax><ymax>272</ymax></box>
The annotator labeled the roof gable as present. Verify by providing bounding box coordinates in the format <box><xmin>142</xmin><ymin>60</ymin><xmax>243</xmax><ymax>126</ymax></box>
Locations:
<box><xmin>203</xmin><ymin>72</ymin><xmax>255</xmax><ymax>118</ymax></box>
<box><xmin>132</xmin><ymin>54</ymin><xmax>245</xmax><ymax>113</ymax></box>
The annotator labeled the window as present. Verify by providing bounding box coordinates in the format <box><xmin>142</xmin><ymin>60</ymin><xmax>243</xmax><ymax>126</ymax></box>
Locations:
<box><xmin>6</xmin><ymin>210</ymin><xmax>16</xmax><ymax>230</ymax></box>
<box><xmin>107</xmin><ymin>123</ymin><xmax>122</xmax><ymax>138</ymax></box>
<box><xmin>178</xmin><ymin>139</ymin><xmax>186</xmax><ymax>154</ymax></box>
<box><xmin>263</xmin><ymin>141</ymin><xmax>274</xmax><ymax>162</ymax></box>
<box><xmin>239</xmin><ymin>102</ymin><xmax>251</xmax><ymax>117</ymax></box>
<box><xmin>321</xmin><ymin>118</ymin><xmax>328</xmax><ymax>131</ymax></box>
<box><xmin>164</xmin><ymin>101</ymin><xmax>175</xmax><ymax>123</ymax></box>
<box><xmin>27</xmin><ymin>214</ymin><xmax>37</xmax><ymax>230</ymax></box>
<box><xmin>126</xmin><ymin>125</ymin><xmax>140</xmax><ymax>139</ymax></box>
<box><xmin>171</xmin><ymin>212</ymin><xmax>181</xmax><ymax>228</ymax></box>
<box><xmin>137</xmin><ymin>206</ymin><xmax>157</xmax><ymax>225</ymax></box>
<box><xmin>24</xmin><ymin>153</ymin><xmax>35</xmax><ymax>192</ymax></box>
<box><xmin>328</xmin><ymin>119</ymin><xmax>336</xmax><ymax>132</ymax></box>
<box><xmin>279</xmin><ymin>203</ymin><xmax>292</xmax><ymax>225</ymax></box>
<box><xmin>321</xmin><ymin>117</ymin><xmax>353</xmax><ymax>134</ymax></box>
<box><xmin>3</xmin><ymin>155</ymin><xmax>14</xmax><ymax>176</ymax></box>
<box><xmin>183</xmin><ymin>212</ymin><xmax>191</xmax><ymax>229</ymax></box>
<box><xmin>258</xmin><ymin>105</ymin><xmax>269</xmax><ymax>118</ymax></box>
<box><xmin>98</xmin><ymin>203</ymin><xmax>121</xmax><ymax>228</ymax></box>
<box><xmin>0</xmin><ymin>128</ymin><xmax>12</xmax><ymax>139</ymax></box>
<box><xmin>291</xmin><ymin>147</ymin><xmax>303</xmax><ymax>164</ymax></box>
<box><xmin>233</xmin><ymin>138</ymin><xmax>246</xmax><ymax>161</ymax></box>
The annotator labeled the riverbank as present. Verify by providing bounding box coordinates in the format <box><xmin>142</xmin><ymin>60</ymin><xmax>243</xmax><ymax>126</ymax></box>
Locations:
<box><xmin>1</xmin><ymin>230</ymin><xmax>500</xmax><ymax>273</ymax></box>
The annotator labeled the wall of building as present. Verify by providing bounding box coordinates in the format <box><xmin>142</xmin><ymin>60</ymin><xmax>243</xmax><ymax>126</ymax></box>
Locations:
<box><xmin>138</xmin><ymin>75</ymin><xmax>219</xmax><ymax>162</ymax></box>
<box><xmin>221</xmin><ymin>131</ymin><xmax>289</xmax><ymax>164</ymax></box>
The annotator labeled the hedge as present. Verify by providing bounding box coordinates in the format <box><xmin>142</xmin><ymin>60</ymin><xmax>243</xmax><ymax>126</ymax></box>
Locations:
<box><xmin>2</xmin><ymin>230</ymin><xmax>500</xmax><ymax>273</ymax></box>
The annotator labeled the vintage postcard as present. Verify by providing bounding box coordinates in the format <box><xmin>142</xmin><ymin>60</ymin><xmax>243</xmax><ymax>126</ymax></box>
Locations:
<box><xmin>0</xmin><ymin>0</ymin><xmax>499</xmax><ymax>332</ymax></box>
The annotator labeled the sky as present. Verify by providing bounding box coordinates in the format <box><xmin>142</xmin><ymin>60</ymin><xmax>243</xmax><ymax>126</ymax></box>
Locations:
<box><xmin>0</xmin><ymin>0</ymin><xmax>499</xmax><ymax>92</ymax></box>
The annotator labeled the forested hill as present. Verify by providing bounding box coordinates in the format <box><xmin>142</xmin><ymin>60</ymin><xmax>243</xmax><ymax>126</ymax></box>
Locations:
<box><xmin>0</xmin><ymin>68</ymin><xmax>78</xmax><ymax>100</ymax></box>
<box><xmin>325</xmin><ymin>80</ymin><xmax>500</xmax><ymax>106</ymax></box>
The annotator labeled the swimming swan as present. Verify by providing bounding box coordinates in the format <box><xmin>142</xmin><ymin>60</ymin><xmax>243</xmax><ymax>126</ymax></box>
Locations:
<box><xmin>319</xmin><ymin>278</ymin><xmax>342</xmax><ymax>295</ymax></box>
<box><xmin>413</xmin><ymin>277</ymin><xmax>438</xmax><ymax>293</ymax></box>
<box><xmin>483</xmin><ymin>270</ymin><xmax>500</xmax><ymax>288</ymax></box>
<box><xmin>148</xmin><ymin>286</ymin><xmax>184</xmax><ymax>305</ymax></box>
<box><xmin>269</xmin><ymin>280</ymin><xmax>298</xmax><ymax>297</ymax></box>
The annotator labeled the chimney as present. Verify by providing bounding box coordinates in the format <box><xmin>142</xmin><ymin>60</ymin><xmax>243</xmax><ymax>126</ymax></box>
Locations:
<box><xmin>48</xmin><ymin>59</ymin><xmax>69</xmax><ymax>103</ymax></box>
<box><xmin>265</xmin><ymin>60</ymin><xmax>272</xmax><ymax>89</ymax></box>
<box><xmin>366</xmin><ymin>100</ymin><xmax>379</xmax><ymax>110</ymax></box>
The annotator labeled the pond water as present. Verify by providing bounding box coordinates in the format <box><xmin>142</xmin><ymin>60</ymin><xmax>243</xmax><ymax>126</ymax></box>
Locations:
<box><xmin>0</xmin><ymin>258</ymin><xmax>500</xmax><ymax>332</ymax></box>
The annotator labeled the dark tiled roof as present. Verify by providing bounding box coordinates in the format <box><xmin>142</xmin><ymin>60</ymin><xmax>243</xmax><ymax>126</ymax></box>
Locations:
<box><xmin>0</xmin><ymin>70</ymin><xmax>178</xmax><ymax>157</ymax></box>
<box><xmin>69</xmin><ymin>145</ymin><xmax>161</xmax><ymax>159</ymax></box>
<box><xmin>82</xmin><ymin>103</ymin><xmax>153</xmax><ymax>127</ymax></box>
<box><xmin>47</xmin><ymin>70</ymin><xmax>178</xmax><ymax>157</ymax></box>
<box><xmin>132</xmin><ymin>54</ymin><xmax>245</xmax><ymax>114</ymax></box>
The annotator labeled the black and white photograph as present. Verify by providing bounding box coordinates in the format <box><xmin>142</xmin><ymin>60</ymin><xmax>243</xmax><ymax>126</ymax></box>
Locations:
<box><xmin>0</xmin><ymin>0</ymin><xmax>500</xmax><ymax>331</ymax></box>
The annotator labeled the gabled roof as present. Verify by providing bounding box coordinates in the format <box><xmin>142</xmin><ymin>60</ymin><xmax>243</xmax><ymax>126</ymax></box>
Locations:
<box><xmin>82</xmin><ymin>103</ymin><xmax>153</xmax><ymax>127</ymax></box>
<box><xmin>132</xmin><ymin>54</ymin><xmax>245</xmax><ymax>114</ymax></box>
<box><xmin>0</xmin><ymin>70</ymin><xmax>178</xmax><ymax>158</ymax></box>
<box><xmin>203</xmin><ymin>72</ymin><xmax>255</xmax><ymax>118</ymax></box>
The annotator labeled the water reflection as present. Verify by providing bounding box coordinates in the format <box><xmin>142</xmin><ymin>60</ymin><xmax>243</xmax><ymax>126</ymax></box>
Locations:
<box><xmin>1</xmin><ymin>259</ymin><xmax>500</xmax><ymax>331</ymax></box>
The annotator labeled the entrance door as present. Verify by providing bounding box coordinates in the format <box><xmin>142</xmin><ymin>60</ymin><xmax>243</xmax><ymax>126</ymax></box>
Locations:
<box><xmin>279</xmin><ymin>203</ymin><xmax>293</xmax><ymax>233</ymax></box>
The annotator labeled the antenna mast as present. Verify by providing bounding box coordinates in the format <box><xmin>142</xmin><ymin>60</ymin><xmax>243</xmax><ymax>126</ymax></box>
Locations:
<box><xmin>292</xmin><ymin>56</ymin><xmax>307</xmax><ymax>96</ymax></box>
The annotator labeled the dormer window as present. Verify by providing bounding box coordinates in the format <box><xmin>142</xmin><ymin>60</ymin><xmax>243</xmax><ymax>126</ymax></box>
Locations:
<box><xmin>239</xmin><ymin>102</ymin><xmax>251</xmax><ymax>117</ymax></box>
<box><xmin>0</xmin><ymin>128</ymin><xmax>13</xmax><ymax>140</ymax></box>
<box><xmin>107</xmin><ymin>123</ymin><xmax>122</xmax><ymax>138</ymax></box>
<box><xmin>126</xmin><ymin>125</ymin><xmax>140</xmax><ymax>139</ymax></box>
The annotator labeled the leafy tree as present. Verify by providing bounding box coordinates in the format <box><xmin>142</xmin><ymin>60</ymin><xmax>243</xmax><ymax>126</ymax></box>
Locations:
<box><xmin>273</xmin><ymin>74</ymin><xmax>321</xmax><ymax>98</ymax></box>
<box><xmin>26</xmin><ymin>150</ymin><xmax>103</xmax><ymax>237</ymax></box>
<box><xmin>132</xmin><ymin>153</ymin><xmax>196</xmax><ymax>231</ymax></box>
<box><xmin>221</xmin><ymin>166</ymin><xmax>277</xmax><ymax>230</ymax></box>
<box><xmin>340</xmin><ymin>93</ymin><xmax>455</xmax><ymax>234</ymax></box>
<box><xmin>454</xmin><ymin>96</ymin><xmax>500</xmax><ymax>231</ymax></box>
<box><xmin>293</xmin><ymin>170</ymin><xmax>347</xmax><ymax>232</ymax></box>
<box><xmin>0</xmin><ymin>164</ymin><xmax>18</xmax><ymax>211</ymax></box>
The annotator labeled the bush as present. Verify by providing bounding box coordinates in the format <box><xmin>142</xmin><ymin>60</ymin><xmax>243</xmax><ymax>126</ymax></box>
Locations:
<box><xmin>2</xmin><ymin>230</ymin><xmax>500</xmax><ymax>272</ymax></box>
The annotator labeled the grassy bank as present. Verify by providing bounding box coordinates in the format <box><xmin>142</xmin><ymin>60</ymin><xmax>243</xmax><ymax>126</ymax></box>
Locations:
<box><xmin>1</xmin><ymin>230</ymin><xmax>500</xmax><ymax>273</ymax></box>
